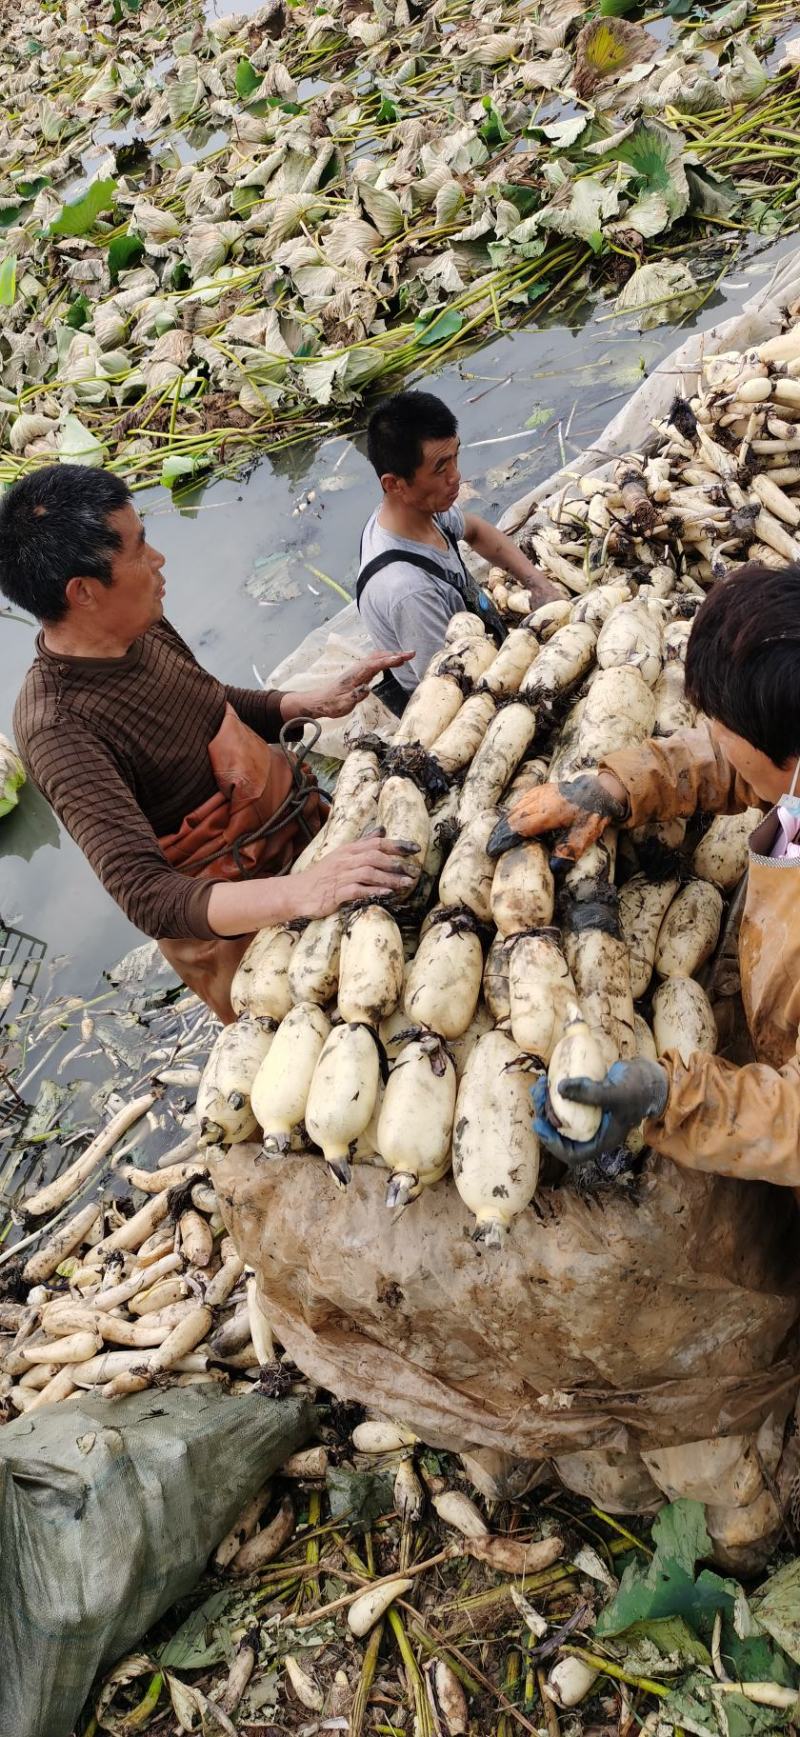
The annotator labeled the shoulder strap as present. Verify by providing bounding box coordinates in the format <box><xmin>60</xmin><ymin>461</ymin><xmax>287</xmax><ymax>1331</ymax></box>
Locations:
<box><xmin>356</xmin><ymin>537</ymin><xmax>508</xmax><ymax>648</ymax></box>
<box><xmin>356</xmin><ymin>547</ymin><xmax>465</xmax><ymax>607</ymax></box>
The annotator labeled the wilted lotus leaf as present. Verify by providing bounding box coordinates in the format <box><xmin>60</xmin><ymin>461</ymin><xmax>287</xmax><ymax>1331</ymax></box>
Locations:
<box><xmin>574</xmin><ymin>18</ymin><xmax>657</xmax><ymax>98</ymax></box>
<box><xmin>411</xmin><ymin>162</ymin><xmax>456</xmax><ymax>212</ymax></box>
<box><xmin>612</xmin><ymin>190</ymin><xmax>670</xmax><ymax>239</ymax></box>
<box><xmin>609</xmin><ymin>121</ymin><xmax>690</xmax><ymax>225</ymax></box>
<box><xmin>614</xmin><ymin>260</ymin><xmax>698</xmax><ymax>330</ymax></box>
<box><xmin>58</xmin><ymin>412</ymin><xmax>106</xmax><ymax>466</ymax></box>
<box><xmin>347</xmin><ymin>15</ymin><xmax>389</xmax><ymax>48</ymax></box>
<box><xmin>260</xmin><ymin>61</ymin><xmax>297</xmax><ymax>100</ymax></box>
<box><xmin>323</xmin><ymin>215</ymin><xmax>382</xmax><ymax>267</ymax></box>
<box><xmin>357</xmin><ymin>182</ymin><xmax>403</xmax><ymax>239</ymax></box>
<box><xmin>140</xmin><ymin>327</ymin><xmax>193</xmax><ymax>387</ymax></box>
<box><xmin>417</xmin><ymin>252</ymin><xmax>466</xmax><ymax>294</ymax></box>
<box><xmin>537</xmin><ymin>172</ymin><xmax>620</xmax><ymax>248</ymax></box>
<box><xmin>718</xmin><ymin>42</ymin><xmax>767</xmax><ymax>103</ymax></box>
<box><xmin>434</xmin><ymin>179</ymin><xmax>465</xmax><ymax>227</ymax></box>
<box><xmin>299</xmin><ymin>354</ymin><xmax>348</xmax><ymax>405</ymax></box>
<box><xmin>93</xmin><ymin>302</ymin><xmax>128</xmax><ymax>349</ymax></box>
<box><xmin>9</xmin><ymin>412</ymin><xmax>58</xmax><ymax>454</ymax></box>
<box><xmin>320</xmin><ymin>283</ymin><xmax>378</xmax><ymax>345</ymax></box>
<box><xmin>167</xmin><ymin>70</ymin><xmax>203</xmax><ymax>124</ymax></box>
<box><xmin>291</xmin><ymin>265</ymin><xmax>340</xmax><ymax>310</ymax></box>
<box><xmin>463</xmin><ymin>32</ymin><xmax>520</xmax><ymax>67</ymax></box>
<box><xmin>185</xmin><ymin>219</ymin><xmax>240</xmax><ymax>277</ymax></box>
<box><xmin>98</xmin><ymin>348</ymin><xmax>132</xmax><ymax>378</ymax></box>
<box><xmin>516</xmin><ymin>52</ymin><xmax>573</xmax><ymax>91</ymax></box>
<box><xmin>265</xmin><ymin>193</ymin><xmax>326</xmax><ymax>247</ymax></box>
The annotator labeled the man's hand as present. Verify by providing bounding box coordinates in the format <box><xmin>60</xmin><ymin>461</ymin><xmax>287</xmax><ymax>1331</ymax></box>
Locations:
<box><xmin>488</xmin><ymin>771</ymin><xmax>629</xmax><ymax>860</ymax></box>
<box><xmin>521</xmin><ymin>566</ymin><xmax>566</xmax><ymax>609</ymax></box>
<box><xmin>280</xmin><ymin>651</ymin><xmax>414</xmax><ymax>722</ymax></box>
<box><xmin>530</xmin><ymin>1060</ymin><xmax>669</xmax><ymax>1166</ymax></box>
<box><xmin>463</xmin><ymin>514</ymin><xmax>564</xmax><ymax>606</ymax></box>
<box><xmin>293</xmin><ymin>834</ymin><xmax>419</xmax><ymax>916</ymax></box>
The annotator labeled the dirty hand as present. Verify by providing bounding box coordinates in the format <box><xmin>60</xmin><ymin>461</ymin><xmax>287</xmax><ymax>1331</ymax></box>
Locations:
<box><xmin>293</xmin><ymin>834</ymin><xmax>419</xmax><ymax>917</ymax></box>
<box><xmin>530</xmin><ymin>1060</ymin><xmax>668</xmax><ymax>1166</ymax></box>
<box><xmin>488</xmin><ymin>770</ymin><xmax>629</xmax><ymax>861</ymax></box>
<box><xmin>281</xmin><ymin>651</ymin><xmax>415</xmax><ymax>721</ymax></box>
<box><xmin>522</xmin><ymin>565</ymin><xmax>568</xmax><ymax>608</ymax></box>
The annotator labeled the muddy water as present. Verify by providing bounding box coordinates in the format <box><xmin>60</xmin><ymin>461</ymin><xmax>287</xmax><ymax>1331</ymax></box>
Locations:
<box><xmin>0</xmin><ymin>237</ymin><xmax>793</xmax><ymax>1001</ymax></box>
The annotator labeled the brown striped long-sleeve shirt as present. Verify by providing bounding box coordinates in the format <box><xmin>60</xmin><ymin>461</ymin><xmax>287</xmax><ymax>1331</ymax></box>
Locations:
<box><xmin>13</xmin><ymin>619</ymin><xmax>287</xmax><ymax>941</ymax></box>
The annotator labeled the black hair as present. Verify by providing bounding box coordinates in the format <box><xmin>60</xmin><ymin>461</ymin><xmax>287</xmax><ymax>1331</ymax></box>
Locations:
<box><xmin>0</xmin><ymin>464</ymin><xmax>131</xmax><ymax>623</ymax></box>
<box><xmin>366</xmin><ymin>390</ymin><xmax>458</xmax><ymax>482</ymax></box>
<box><xmin>685</xmin><ymin>561</ymin><xmax>800</xmax><ymax>767</ymax></box>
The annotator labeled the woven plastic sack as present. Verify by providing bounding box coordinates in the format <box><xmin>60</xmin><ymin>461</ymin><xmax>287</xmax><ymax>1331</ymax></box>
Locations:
<box><xmin>212</xmin><ymin>1146</ymin><xmax>800</xmax><ymax>1551</ymax></box>
<box><xmin>0</xmin><ymin>1388</ymin><xmax>312</xmax><ymax>1737</ymax></box>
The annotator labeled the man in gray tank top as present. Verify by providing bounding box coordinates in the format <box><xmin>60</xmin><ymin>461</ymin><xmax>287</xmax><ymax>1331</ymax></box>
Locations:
<box><xmin>357</xmin><ymin>390</ymin><xmax>561</xmax><ymax>703</ymax></box>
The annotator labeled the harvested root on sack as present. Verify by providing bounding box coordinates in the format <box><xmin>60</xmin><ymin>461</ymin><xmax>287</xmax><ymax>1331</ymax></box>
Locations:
<box><xmin>337</xmin><ymin>905</ymin><xmax>404</xmax><ymax>1026</ymax></box>
<box><xmin>377</xmin><ymin>1032</ymin><xmax>457</xmax><ymax>1207</ymax></box>
<box><xmin>197</xmin><ymin>1016</ymin><xmax>275</xmax><ymax>1145</ymax></box>
<box><xmin>563</xmin><ymin>892</ymin><xmax>635</xmax><ymax>1064</ymax></box>
<box><xmin>453</xmin><ymin>1030</ymin><xmax>539</xmax><ymax>1243</ymax></box>
<box><xmin>230</xmin><ymin>925</ymin><xmax>298</xmax><ymax>1020</ymax></box>
<box><xmin>392</xmin><ymin>672</ymin><xmax>463</xmax><ymax>748</ymax></box>
<box><xmin>251</xmin><ymin>1002</ymin><xmax>330</xmax><ymax>1152</ymax></box>
<box><xmin>483</xmin><ymin>933</ymin><xmax>511</xmax><ymax>1022</ymax></box>
<box><xmin>403</xmin><ymin>910</ymin><xmax>482</xmax><ymax>1038</ymax></box>
<box><xmin>596</xmin><ymin>599</ymin><xmax>663</xmax><ymax>687</ymax></box>
<box><xmin>692</xmin><ymin>809</ymin><xmax>761</xmax><ymax>890</ymax></box>
<box><xmin>287</xmin><ymin>913</ymin><xmax>343</xmax><ymax>1006</ymax></box>
<box><xmin>652</xmin><ymin>978</ymin><xmax>718</xmax><ymax>1065</ymax></box>
<box><xmin>507</xmin><ymin>930</ymin><xmax>576</xmax><ymax>1062</ymax></box>
<box><xmin>305</xmin><ymin>1021</ymin><xmax>382</xmax><ymax>1187</ymax></box>
<box><xmin>619</xmin><ymin>873</ymin><xmax>681</xmax><ymax>1001</ymax></box>
<box><xmin>438</xmin><ymin>811</ymin><xmax>500</xmax><ymax>923</ymax></box>
<box><xmin>458</xmin><ymin>702</ymin><xmax>538</xmax><ymax>823</ymax></box>
<box><xmin>547</xmin><ymin>1013</ymin><xmax>608</xmax><ymax>1143</ymax></box>
<box><xmin>654</xmin><ymin>879</ymin><xmax>724</xmax><ymax>978</ymax></box>
<box><xmin>521</xmin><ymin>622</ymin><xmax>597</xmax><ymax>707</ymax></box>
<box><xmin>478</xmin><ymin>627</ymin><xmax>539</xmax><ymax>698</ymax></box>
<box><xmin>430</xmin><ymin>692</ymin><xmax>497</xmax><ymax>775</ymax></box>
<box><xmin>376</xmin><ymin>775</ymin><xmax>430</xmax><ymax>895</ymax></box>
<box><xmin>491</xmin><ymin>842</ymin><xmax>555</xmax><ymax>937</ymax></box>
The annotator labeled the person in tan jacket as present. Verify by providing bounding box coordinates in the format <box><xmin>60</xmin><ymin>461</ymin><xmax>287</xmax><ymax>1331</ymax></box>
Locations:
<box><xmin>493</xmin><ymin>562</ymin><xmax>800</xmax><ymax>1186</ymax></box>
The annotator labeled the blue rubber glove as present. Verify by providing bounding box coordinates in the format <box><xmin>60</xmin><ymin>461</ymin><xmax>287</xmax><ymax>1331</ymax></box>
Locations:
<box><xmin>531</xmin><ymin>1059</ymin><xmax>669</xmax><ymax>1166</ymax></box>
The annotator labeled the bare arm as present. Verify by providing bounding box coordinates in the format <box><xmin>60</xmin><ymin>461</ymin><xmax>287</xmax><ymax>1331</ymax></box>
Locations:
<box><xmin>206</xmin><ymin>835</ymin><xmax>417</xmax><ymax>934</ymax></box>
<box><xmin>462</xmin><ymin>513</ymin><xmax>562</xmax><ymax>605</ymax></box>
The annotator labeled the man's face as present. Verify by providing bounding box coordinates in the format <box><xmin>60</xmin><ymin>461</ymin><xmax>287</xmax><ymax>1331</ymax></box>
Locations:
<box><xmin>87</xmin><ymin>503</ymin><xmax>166</xmax><ymax>639</ymax></box>
<box><xmin>709</xmin><ymin>719</ymin><xmax>793</xmax><ymax>805</ymax></box>
<box><xmin>386</xmin><ymin>434</ymin><xmax>461</xmax><ymax>516</ymax></box>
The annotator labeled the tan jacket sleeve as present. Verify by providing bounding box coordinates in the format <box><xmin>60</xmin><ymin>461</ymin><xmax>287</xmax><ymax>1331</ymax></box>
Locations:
<box><xmin>602</xmin><ymin>724</ymin><xmax>765</xmax><ymax>829</ymax></box>
<box><xmin>645</xmin><ymin>1046</ymin><xmax>800</xmax><ymax>1187</ymax></box>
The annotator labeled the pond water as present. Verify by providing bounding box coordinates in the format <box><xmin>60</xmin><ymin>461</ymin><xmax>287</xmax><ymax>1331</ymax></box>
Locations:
<box><xmin>0</xmin><ymin>233</ymin><xmax>795</xmax><ymax>1006</ymax></box>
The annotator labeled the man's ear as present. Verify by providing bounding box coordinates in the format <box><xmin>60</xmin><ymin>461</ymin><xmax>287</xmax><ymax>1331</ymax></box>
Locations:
<box><xmin>64</xmin><ymin>574</ymin><xmax>101</xmax><ymax>611</ymax></box>
<box><xmin>380</xmin><ymin>471</ymin><xmax>403</xmax><ymax>498</ymax></box>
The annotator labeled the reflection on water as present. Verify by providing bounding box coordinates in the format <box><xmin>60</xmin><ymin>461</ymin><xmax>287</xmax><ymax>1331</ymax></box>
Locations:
<box><xmin>0</xmin><ymin>235</ymin><xmax>794</xmax><ymax>998</ymax></box>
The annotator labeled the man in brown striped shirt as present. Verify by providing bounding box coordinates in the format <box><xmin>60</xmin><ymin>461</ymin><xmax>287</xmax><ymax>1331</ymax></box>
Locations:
<box><xmin>1</xmin><ymin>466</ymin><xmax>415</xmax><ymax>1017</ymax></box>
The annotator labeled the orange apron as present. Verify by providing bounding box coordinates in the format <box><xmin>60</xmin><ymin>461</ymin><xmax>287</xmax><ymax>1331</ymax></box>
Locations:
<box><xmin>158</xmin><ymin>703</ymin><xmax>325</xmax><ymax>1023</ymax></box>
